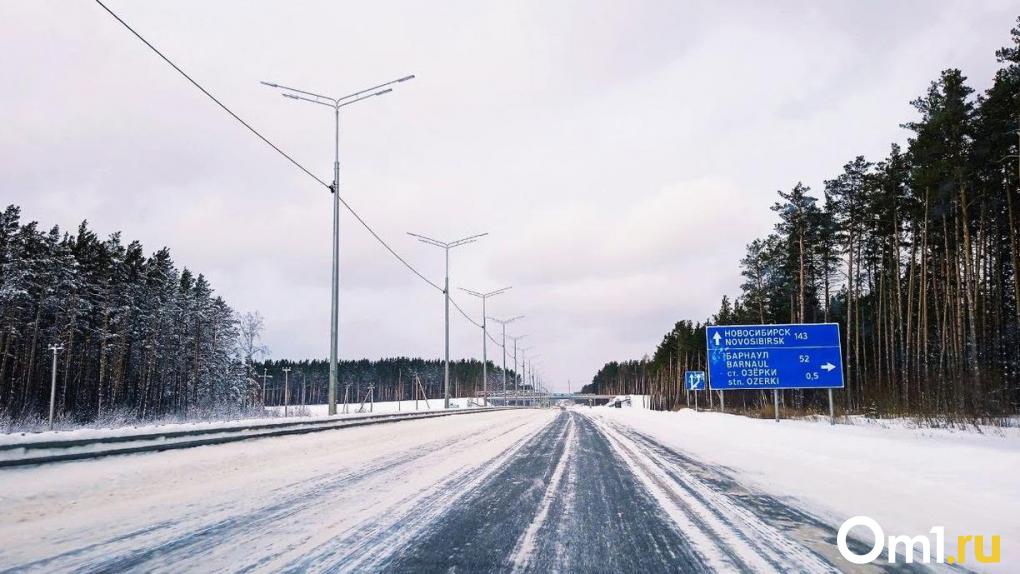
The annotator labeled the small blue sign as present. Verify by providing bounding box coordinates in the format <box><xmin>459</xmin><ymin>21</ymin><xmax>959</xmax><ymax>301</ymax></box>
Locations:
<box><xmin>706</xmin><ymin>323</ymin><xmax>844</xmax><ymax>390</ymax></box>
<box><xmin>684</xmin><ymin>371</ymin><xmax>706</xmax><ymax>391</ymax></box>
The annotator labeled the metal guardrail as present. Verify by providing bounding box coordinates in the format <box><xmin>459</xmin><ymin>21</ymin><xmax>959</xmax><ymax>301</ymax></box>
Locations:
<box><xmin>475</xmin><ymin>391</ymin><xmax>616</xmax><ymax>400</ymax></box>
<box><xmin>0</xmin><ymin>407</ymin><xmax>515</xmax><ymax>469</ymax></box>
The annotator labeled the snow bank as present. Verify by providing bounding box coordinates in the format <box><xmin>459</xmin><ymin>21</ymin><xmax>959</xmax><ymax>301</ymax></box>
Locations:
<box><xmin>0</xmin><ymin>397</ymin><xmax>488</xmax><ymax>447</ymax></box>
<box><xmin>604</xmin><ymin>394</ymin><xmax>652</xmax><ymax>409</ymax></box>
<box><xmin>0</xmin><ymin>409</ymin><xmax>554</xmax><ymax>571</ymax></box>
<box><xmin>593</xmin><ymin>408</ymin><xmax>1020</xmax><ymax>573</ymax></box>
<box><xmin>265</xmin><ymin>396</ymin><xmax>485</xmax><ymax>417</ymax></box>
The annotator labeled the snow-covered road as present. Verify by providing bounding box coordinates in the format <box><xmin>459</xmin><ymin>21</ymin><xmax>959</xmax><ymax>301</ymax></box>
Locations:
<box><xmin>0</xmin><ymin>408</ymin><xmax>941</xmax><ymax>573</ymax></box>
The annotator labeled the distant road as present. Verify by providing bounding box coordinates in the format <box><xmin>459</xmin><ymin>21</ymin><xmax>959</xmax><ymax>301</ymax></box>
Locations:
<box><xmin>0</xmin><ymin>409</ymin><xmax>930</xmax><ymax>573</ymax></box>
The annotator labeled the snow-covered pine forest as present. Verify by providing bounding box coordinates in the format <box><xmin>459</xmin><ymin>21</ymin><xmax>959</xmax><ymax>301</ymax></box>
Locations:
<box><xmin>0</xmin><ymin>206</ymin><xmax>522</xmax><ymax>426</ymax></box>
<box><xmin>253</xmin><ymin>358</ymin><xmax>523</xmax><ymax>407</ymax></box>
<box><xmin>0</xmin><ymin>206</ymin><xmax>252</xmax><ymax>425</ymax></box>
<box><xmin>585</xmin><ymin>20</ymin><xmax>1020</xmax><ymax>418</ymax></box>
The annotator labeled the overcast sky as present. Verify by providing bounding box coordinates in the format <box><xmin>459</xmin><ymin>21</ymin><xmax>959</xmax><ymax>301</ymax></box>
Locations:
<box><xmin>2</xmin><ymin>1</ymin><xmax>1016</xmax><ymax>391</ymax></box>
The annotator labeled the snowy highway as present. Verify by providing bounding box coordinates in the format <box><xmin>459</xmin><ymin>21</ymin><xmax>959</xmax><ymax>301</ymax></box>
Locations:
<box><xmin>1</xmin><ymin>408</ymin><xmax>936</xmax><ymax>573</ymax></box>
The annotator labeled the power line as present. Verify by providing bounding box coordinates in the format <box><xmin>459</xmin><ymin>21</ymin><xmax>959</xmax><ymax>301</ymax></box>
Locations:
<box><xmin>339</xmin><ymin>198</ymin><xmax>444</xmax><ymax>292</ymax></box>
<box><xmin>96</xmin><ymin>0</ymin><xmax>512</xmax><ymax>347</ymax></box>
<box><xmin>451</xmin><ymin>295</ymin><xmax>513</xmax><ymax>351</ymax></box>
<box><xmin>486</xmin><ymin>329</ymin><xmax>505</xmax><ymax>349</ymax></box>
<box><xmin>94</xmin><ymin>0</ymin><xmax>443</xmax><ymax>295</ymax></box>
<box><xmin>95</xmin><ymin>0</ymin><xmax>330</xmax><ymax>189</ymax></box>
<box><xmin>450</xmin><ymin>296</ymin><xmax>482</xmax><ymax>328</ymax></box>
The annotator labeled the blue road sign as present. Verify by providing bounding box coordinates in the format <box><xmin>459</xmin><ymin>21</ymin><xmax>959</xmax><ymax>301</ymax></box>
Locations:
<box><xmin>684</xmin><ymin>371</ymin><xmax>706</xmax><ymax>391</ymax></box>
<box><xmin>706</xmin><ymin>323</ymin><xmax>844</xmax><ymax>390</ymax></box>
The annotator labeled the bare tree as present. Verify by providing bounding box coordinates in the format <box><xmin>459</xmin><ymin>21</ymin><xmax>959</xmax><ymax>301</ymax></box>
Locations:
<box><xmin>237</xmin><ymin>311</ymin><xmax>269</xmax><ymax>405</ymax></box>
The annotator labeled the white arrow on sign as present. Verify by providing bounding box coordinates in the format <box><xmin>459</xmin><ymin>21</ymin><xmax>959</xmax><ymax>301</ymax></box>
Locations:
<box><xmin>712</xmin><ymin>332</ymin><xmax>722</xmax><ymax>345</ymax></box>
<box><xmin>821</xmin><ymin>362</ymin><xmax>836</xmax><ymax>372</ymax></box>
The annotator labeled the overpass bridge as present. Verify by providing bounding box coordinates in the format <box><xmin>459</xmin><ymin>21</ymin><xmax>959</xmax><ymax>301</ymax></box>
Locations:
<box><xmin>475</xmin><ymin>391</ymin><xmax>616</xmax><ymax>406</ymax></box>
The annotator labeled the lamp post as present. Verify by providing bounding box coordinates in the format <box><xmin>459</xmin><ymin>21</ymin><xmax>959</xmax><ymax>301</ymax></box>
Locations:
<box><xmin>488</xmin><ymin>316</ymin><xmax>523</xmax><ymax>400</ymax></box>
<box><xmin>460</xmin><ymin>287</ymin><xmax>511</xmax><ymax>406</ymax></box>
<box><xmin>409</xmin><ymin>232</ymin><xmax>487</xmax><ymax>408</ymax></box>
<box><xmin>519</xmin><ymin>346</ymin><xmax>534</xmax><ymax>391</ymax></box>
<box><xmin>262</xmin><ymin>75</ymin><xmax>414</xmax><ymax>416</ymax></box>
<box><xmin>508</xmin><ymin>335</ymin><xmax>528</xmax><ymax>403</ymax></box>
<box><xmin>522</xmin><ymin>350</ymin><xmax>539</xmax><ymax>401</ymax></box>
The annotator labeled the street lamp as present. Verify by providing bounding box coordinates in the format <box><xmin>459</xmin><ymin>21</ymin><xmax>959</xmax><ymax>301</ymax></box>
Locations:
<box><xmin>508</xmin><ymin>335</ymin><xmax>527</xmax><ymax>401</ymax></box>
<box><xmin>522</xmin><ymin>349</ymin><xmax>540</xmax><ymax>399</ymax></box>
<box><xmin>460</xmin><ymin>286</ymin><xmax>511</xmax><ymax>406</ymax></box>
<box><xmin>262</xmin><ymin>74</ymin><xmax>414</xmax><ymax>416</ymax></box>
<box><xmin>487</xmin><ymin>315</ymin><xmax>523</xmax><ymax>399</ymax></box>
<box><xmin>409</xmin><ymin>232</ymin><xmax>488</xmax><ymax>408</ymax></box>
<box><xmin>529</xmin><ymin>356</ymin><xmax>543</xmax><ymax>395</ymax></box>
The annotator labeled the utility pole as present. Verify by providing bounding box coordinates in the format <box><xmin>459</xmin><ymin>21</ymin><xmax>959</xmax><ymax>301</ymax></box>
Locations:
<box><xmin>460</xmin><ymin>286</ymin><xmax>511</xmax><ymax>407</ymax></box>
<box><xmin>261</xmin><ymin>367</ymin><xmax>273</xmax><ymax>407</ymax></box>
<box><xmin>488</xmin><ymin>315</ymin><xmax>523</xmax><ymax>402</ymax></box>
<box><xmin>262</xmin><ymin>75</ymin><xmax>414</xmax><ymax>416</ymax></box>
<box><xmin>282</xmin><ymin>367</ymin><xmax>291</xmax><ymax>417</ymax></box>
<box><xmin>409</xmin><ymin>232</ymin><xmax>488</xmax><ymax>409</ymax></box>
<box><xmin>47</xmin><ymin>343</ymin><xmax>63</xmax><ymax>430</ymax></box>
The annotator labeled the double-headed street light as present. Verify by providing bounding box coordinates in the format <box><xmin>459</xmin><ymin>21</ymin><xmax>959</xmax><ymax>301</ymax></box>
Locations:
<box><xmin>530</xmin><ymin>356</ymin><xmax>544</xmax><ymax>395</ymax></box>
<box><xmin>409</xmin><ymin>232</ymin><xmax>488</xmax><ymax>408</ymax></box>
<box><xmin>508</xmin><ymin>334</ymin><xmax>528</xmax><ymax>397</ymax></box>
<box><xmin>521</xmin><ymin>347</ymin><xmax>537</xmax><ymax>397</ymax></box>
<box><xmin>460</xmin><ymin>286</ymin><xmax>511</xmax><ymax>406</ymax></box>
<box><xmin>262</xmin><ymin>75</ymin><xmax>414</xmax><ymax>416</ymax></box>
<box><xmin>487</xmin><ymin>315</ymin><xmax>523</xmax><ymax>398</ymax></box>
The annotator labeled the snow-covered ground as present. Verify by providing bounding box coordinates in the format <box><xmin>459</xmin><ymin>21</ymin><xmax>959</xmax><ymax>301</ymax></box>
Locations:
<box><xmin>604</xmin><ymin>394</ymin><xmax>653</xmax><ymax>408</ymax></box>
<box><xmin>3</xmin><ymin>401</ymin><xmax>1016</xmax><ymax>572</ymax></box>
<box><xmin>0</xmin><ymin>397</ymin><xmax>486</xmax><ymax>447</ymax></box>
<box><xmin>0</xmin><ymin>409</ymin><xmax>555</xmax><ymax>572</ymax></box>
<box><xmin>590</xmin><ymin>406</ymin><xmax>1020</xmax><ymax>572</ymax></box>
<box><xmin>264</xmin><ymin>396</ymin><xmax>485</xmax><ymax>417</ymax></box>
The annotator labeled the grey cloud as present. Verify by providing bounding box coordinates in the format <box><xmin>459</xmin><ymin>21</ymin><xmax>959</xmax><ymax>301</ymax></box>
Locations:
<box><xmin>2</xmin><ymin>0</ymin><xmax>1015</xmax><ymax>389</ymax></box>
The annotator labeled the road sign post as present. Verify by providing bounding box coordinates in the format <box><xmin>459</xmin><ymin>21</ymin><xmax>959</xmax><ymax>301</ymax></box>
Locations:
<box><xmin>684</xmin><ymin>371</ymin><xmax>706</xmax><ymax>412</ymax></box>
<box><xmin>47</xmin><ymin>344</ymin><xmax>63</xmax><ymax>429</ymax></box>
<box><xmin>706</xmin><ymin>324</ymin><xmax>844</xmax><ymax>422</ymax></box>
